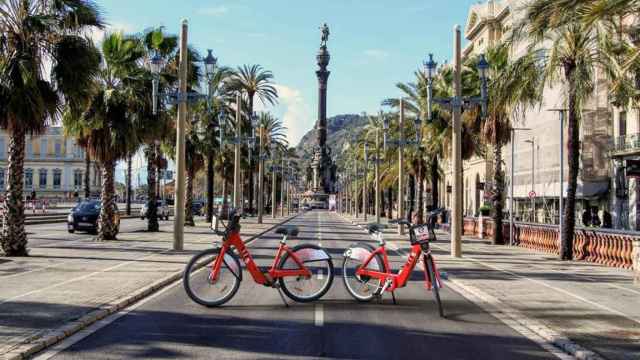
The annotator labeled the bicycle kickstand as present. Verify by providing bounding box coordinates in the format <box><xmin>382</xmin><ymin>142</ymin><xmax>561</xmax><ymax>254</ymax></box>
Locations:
<box><xmin>276</xmin><ymin>287</ymin><xmax>289</xmax><ymax>307</ymax></box>
<box><xmin>391</xmin><ymin>291</ymin><xmax>397</xmax><ymax>305</ymax></box>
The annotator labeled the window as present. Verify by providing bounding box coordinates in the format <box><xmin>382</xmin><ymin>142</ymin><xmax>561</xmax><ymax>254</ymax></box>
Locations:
<box><xmin>53</xmin><ymin>169</ymin><xmax>61</xmax><ymax>189</ymax></box>
<box><xmin>26</xmin><ymin>141</ymin><xmax>33</xmax><ymax>159</ymax></box>
<box><xmin>25</xmin><ymin>169</ymin><xmax>33</xmax><ymax>189</ymax></box>
<box><xmin>40</xmin><ymin>139</ymin><xmax>47</xmax><ymax>159</ymax></box>
<box><xmin>38</xmin><ymin>169</ymin><xmax>47</xmax><ymax>189</ymax></box>
<box><xmin>620</xmin><ymin>111</ymin><xmax>627</xmax><ymax>137</ymax></box>
<box><xmin>74</xmin><ymin>170</ymin><xmax>83</xmax><ymax>188</ymax></box>
<box><xmin>0</xmin><ymin>168</ymin><xmax>4</xmax><ymax>190</ymax></box>
<box><xmin>54</xmin><ymin>141</ymin><xmax>62</xmax><ymax>158</ymax></box>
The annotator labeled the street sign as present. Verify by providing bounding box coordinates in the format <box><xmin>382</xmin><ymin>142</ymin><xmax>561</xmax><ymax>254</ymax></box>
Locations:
<box><xmin>528</xmin><ymin>191</ymin><xmax>536</xmax><ymax>199</ymax></box>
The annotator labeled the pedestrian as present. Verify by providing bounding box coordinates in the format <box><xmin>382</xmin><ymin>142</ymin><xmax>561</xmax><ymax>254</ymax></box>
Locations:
<box><xmin>591</xmin><ymin>207</ymin><xmax>601</xmax><ymax>227</ymax></box>
<box><xmin>581</xmin><ymin>208</ymin><xmax>591</xmax><ymax>227</ymax></box>
<box><xmin>602</xmin><ymin>210</ymin><xmax>612</xmax><ymax>228</ymax></box>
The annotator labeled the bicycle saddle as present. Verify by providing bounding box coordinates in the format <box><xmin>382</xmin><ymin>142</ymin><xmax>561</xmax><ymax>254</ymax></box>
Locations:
<box><xmin>367</xmin><ymin>223</ymin><xmax>386</xmax><ymax>234</ymax></box>
<box><xmin>276</xmin><ymin>225</ymin><xmax>299</xmax><ymax>237</ymax></box>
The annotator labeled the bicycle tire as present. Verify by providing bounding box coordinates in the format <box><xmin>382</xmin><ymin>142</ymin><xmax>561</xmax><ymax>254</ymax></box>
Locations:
<box><xmin>278</xmin><ymin>244</ymin><xmax>334</xmax><ymax>303</ymax></box>
<box><xmin>342</xmin><ymin>243</ymin><xmax>386</xmax><ymax>302</ymax></box>
<box><xmin>183</xmin><ymin>248</ymin><xmax>241</xmax><ymax>307</ymax></box>
<box><xmin>426</xmin><ymin>254</ymin><xmax>444</xmax><ymax>318</ymax></box>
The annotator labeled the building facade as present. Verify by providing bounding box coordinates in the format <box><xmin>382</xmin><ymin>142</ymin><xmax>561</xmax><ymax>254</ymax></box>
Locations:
<box><xmin>440</xmin><ymin>0</ymin><xmax>637</xmax><ymax>230</ymax></box>
<box><xmin>0</xmin><ymin>127</ymin><xmax>101</xmax><ymax>199</ymax></box>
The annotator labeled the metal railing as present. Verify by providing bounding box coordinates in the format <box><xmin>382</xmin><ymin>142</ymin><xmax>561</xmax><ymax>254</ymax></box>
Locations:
<box><xmin>613</xmin><ymin>133</ymin><xmax>640</xmax><ymax>153</ymax></box>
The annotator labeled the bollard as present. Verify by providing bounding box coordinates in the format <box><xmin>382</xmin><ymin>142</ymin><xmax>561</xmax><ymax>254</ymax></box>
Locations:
<box><xmin>634</xmin><ymin>238</ymin><xmax>640</xmax><ymax>285</ymax></box>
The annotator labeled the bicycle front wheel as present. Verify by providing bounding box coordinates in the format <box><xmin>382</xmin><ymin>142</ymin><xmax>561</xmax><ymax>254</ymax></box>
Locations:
<box><xmin>183</xmin><ymin>248</ymin><xmax>241</xmax><ymax>307</ymax></box>
<box><xmin>342</xmin><ymin>244</ymin><xmax>385</xmax><ymax>302</ymax></box>
<box><xmin>425</xmin><ymin>254</ymin><xmax>444</xmax><ymax>318</ymax></box>
<box><xmin>278</xmin><ymin>244</ymin><xmax>334</xmax><ymax>302</ymax></box>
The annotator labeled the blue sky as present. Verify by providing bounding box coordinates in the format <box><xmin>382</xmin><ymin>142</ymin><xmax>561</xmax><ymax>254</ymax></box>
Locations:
<box><xmin>98</xmin><ymin>0</ymin><xmax>479</xmax><ymax>146</ymax></box>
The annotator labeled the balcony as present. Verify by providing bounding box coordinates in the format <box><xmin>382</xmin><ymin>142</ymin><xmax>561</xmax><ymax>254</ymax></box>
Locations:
<box><xmin>611</xmin><ymin>133</ymin><xmax>640</xmax><ymax>157</ymax></box>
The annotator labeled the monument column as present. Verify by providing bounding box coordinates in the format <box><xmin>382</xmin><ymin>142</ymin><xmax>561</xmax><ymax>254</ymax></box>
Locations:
<box><xmin>316</xmin><ymin>24</ymin><xmax>332</xmax><ymax>194</ymax></box>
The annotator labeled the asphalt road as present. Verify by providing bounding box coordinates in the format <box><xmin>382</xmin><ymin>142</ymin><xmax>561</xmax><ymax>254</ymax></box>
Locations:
<box><xmin>43</xmin><ymin>211</ymin><xmax>560</xmax><ymax>360</ymax></box>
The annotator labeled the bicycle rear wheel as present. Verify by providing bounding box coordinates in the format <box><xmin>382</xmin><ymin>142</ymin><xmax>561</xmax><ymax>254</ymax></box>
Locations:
<box><xmin>278</xmin><ymin>244</ymin><xmax>334</xmax><ymax>302</ymax></box>
<box><xmin>342</xmin><ymin>244</ymin><xmax>385</xmax><ymax>302</ymax></box>
<box><xmin>183</xmin><ymin>248</ymin><xmax>241</xmax><ymax>307</ymax></box>
<box><xmin>425</xmin><ymin>254</ymin><xmax>444</xmax><ymax>318</ymax></box>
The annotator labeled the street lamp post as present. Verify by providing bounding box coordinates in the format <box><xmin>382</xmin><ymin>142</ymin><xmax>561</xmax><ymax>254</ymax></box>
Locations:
<box><xmin>424</xmin><ymin>26</ymin><xmax>489</xmax><ymax>257</ymax></box>
<box><xmin>509</xmin><ymin>128</ymin><xmax>531</xmax><ymax>246</ymax></box>
<box><xmin>149</xmin><ymin>20</ymin><xmax>209</xmax><ymax>251</ymax></box>
<box><xmin>548</xmin><ymin>109</ymin><xmax>566</xmax><ymax>254</ymax></box>
<box><xmin>382</xmin><ymin>100</ymin><xmax>422</xmax><ymax>234</ymax></box>
<box><xmin>363</xmin><ymin>142</ymin><xmax>369</xmax><ymax>221</ymax></box>
<box><xmin>525</xmin><ymin>138</ymin><xmax>536</xmax><ymax>222</ymax></box>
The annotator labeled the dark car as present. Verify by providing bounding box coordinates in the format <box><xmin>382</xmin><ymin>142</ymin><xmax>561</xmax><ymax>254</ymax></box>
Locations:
<box><xmin>67</xmin><ymin>200</ymin><xmax>120</xmax><ymax>235</ymax></box>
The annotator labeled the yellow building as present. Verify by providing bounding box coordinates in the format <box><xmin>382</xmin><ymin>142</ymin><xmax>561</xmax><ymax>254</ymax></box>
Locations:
<box><xmin>0</xmin><ymin>127</ymin><xmax>101</xmax><ymax>199</ymax></box>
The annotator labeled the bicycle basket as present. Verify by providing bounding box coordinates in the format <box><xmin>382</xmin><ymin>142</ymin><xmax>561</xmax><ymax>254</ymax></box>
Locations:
<box><xmin>411</xmin><ymin>224</ymin><xmax>435</xmax><ymax>245</ymax></box>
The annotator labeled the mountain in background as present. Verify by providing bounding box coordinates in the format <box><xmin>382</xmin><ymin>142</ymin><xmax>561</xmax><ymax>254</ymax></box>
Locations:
<box><xmin>294</xmin><ymin>114</ymin><xmax>368</xmax><ymax>176</ymax></box>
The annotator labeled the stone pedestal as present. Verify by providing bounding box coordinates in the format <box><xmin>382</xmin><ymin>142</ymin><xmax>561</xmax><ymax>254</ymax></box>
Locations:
<box><xmin>634</xmin><ymin>239</ymin><xmax>640</xmax><ymax>285</ymax></box>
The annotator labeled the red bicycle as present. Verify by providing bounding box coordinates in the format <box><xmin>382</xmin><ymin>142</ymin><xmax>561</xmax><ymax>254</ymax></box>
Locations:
<box><xmin>342</xmin><ymin>209</ymin><xmax>444</xmax><ymax>317</ymax></box>
<box><xmin>183</xmin><ymin>210</ymin><xmax>334</xmax><ymax>307</ymax></box>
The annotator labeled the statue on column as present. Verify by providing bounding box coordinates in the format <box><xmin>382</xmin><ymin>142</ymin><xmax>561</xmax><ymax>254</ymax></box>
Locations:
<box><xmin>320</xmin><ymin>23</ymin><xmax>330</xmax><ymax>47</ymax></box>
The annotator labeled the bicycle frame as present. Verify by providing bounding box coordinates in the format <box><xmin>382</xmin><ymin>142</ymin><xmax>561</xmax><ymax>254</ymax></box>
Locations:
<box><xmin>355</xmin><ymin>243</ymin><xmax>432</xmax><ymax>292</ymax></box>
<box><xmin>210</xmin><ymin>229</ymin><xmax>311</xmax><ymax>286</ymax></box>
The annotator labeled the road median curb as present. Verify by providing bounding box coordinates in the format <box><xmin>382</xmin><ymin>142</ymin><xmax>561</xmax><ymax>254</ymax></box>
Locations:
<box><xmin>3</xmin><ymin>213</ymin><xmax>302</xmax><ymax>360</ymax></box>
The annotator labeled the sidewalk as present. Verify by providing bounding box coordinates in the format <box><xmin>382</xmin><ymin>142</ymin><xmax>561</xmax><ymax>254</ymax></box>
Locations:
<box><xmin>341</xmin><ymin>212</ymin><xmax>639</xmax><ymax>360</ymax></box>
<box><xmin>0</xmin><ymin>213</ymin><xmax>298</xmax><ymax>360</ymax></box>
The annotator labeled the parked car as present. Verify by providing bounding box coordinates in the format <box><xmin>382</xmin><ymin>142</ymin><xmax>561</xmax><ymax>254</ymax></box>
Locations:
<box><xmin>192</xmin><ymin>201</ymin><xmax>204</xmax><ymax>216</ymax></box>
<box><xmin>67</xmin><ymin>200</ymin><xmax>120</xmax><ymax>235</ymax></box>
<box><xmin>140</xmin><ymin>200</ymin><xmax>170</xmax><ymax>220</ymax></box>
<box><xmin>301</xmin><ymin>204</ymin><xmax>311</xmax><ymax>211</ymax></box>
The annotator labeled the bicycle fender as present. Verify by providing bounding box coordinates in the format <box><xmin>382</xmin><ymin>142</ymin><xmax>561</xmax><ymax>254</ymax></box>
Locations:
<box><xmin>294</xmin><ymin>247</ymin><xmax>331</xmax><ymax>263</ymax></box>
<box><xmin>344</xmin><ymin>244</ymin><xmax>383</xmax><ymax>271</ymax></box>
<box><xmin>223</xmin><ymin>252</ymin><xmax>242</xmax><ymax>280</ymax></box>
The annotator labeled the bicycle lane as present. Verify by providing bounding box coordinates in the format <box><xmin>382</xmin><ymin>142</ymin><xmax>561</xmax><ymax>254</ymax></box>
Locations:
<box><xmin>319</xmin><ymin>211</ymin><xmax>569</xmax><ymax>360</ymax></box>
<box><xmin>37</xmin><ymin>211</ymin><xmax>328</xmax><ymax>360</ymax></box>
<box><xmin>37</xmin><ymin>210</ymin><xmax>567</xmax><ymax>360</ymax></box>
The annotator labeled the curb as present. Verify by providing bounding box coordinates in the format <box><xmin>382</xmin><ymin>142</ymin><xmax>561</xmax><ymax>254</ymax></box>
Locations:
<box><xmin>335</xmin><ymin>212</ymin><xmax>600</xmax><ymax>360</ymax></box>
<box><xmin>3</xmin><ymin>213</ymin><xmax>302</xmax><ymax>360</ymax></box>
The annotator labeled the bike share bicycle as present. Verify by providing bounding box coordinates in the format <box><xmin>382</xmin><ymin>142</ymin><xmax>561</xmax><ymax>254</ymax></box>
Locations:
<box><xmin>183</xmin><ymin>209</ymin><xmax>335</xmax><ymax>307</ymax></box>
<box><xmin>342</xmin><ymin>209</ymin><xmax>445</xmax><ymax>317</ymax></box>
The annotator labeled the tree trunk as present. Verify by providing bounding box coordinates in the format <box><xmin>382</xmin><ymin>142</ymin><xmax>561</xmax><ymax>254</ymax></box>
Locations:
<box><xmin>248</xmin><ymin>157</ymin><xmax>254</xmax><ymax>214</ymax></box>
<box><xmin>380</xmin><ymin>187</ymin><xmax>386</xmax><ymax>217</ymax></box>
<box><xmin>98</xmin><ymin>159</ymin><xmax>118</xmax><ymax>241</ymax></box>
<box><xmin>492</xmin><ymin>142</ymin><xmax>505</xmax><ymax>245</ymax></box>
<box><xmin>408</xmin><ymin>174</ymin><xmax>415</xmax><ymax>222</ymax></box>
<box><xmin>431</xmin><ymin>155</ymin><xmax>439</xmax><ymax>209</ymax></box>
<box><xmin>387</xmin><ymin>187</ymin><xmax>393</xmax><ymax>219</ymax></box>
<box><xmin>185</xmin><ymin>164</ymin><xmax>195</xmax><ymax>226</ymax></box>
<box><xmin>146</xmin><ymin>145</ymin><xmax>159</xmax><ymax>232</ymax></box>
<box><xmin>417</xmin><ymin>160</ymin><xmax>424</xmax><ymax>224</ymax></box>
<box><xmin>126</xmin><ymin>154</ymin><xmax>132</xmax><ymax>215</ymax></box>
<box><xmin>1</xmin><ymin>127</ymin><xmax>28</xmax><ymax>256</ymax></box>
<box><xmin>561</xmin><ymin>64</ymin><xmax>579</xmax><ymax>260</ymax></box>
<box><xmin>84</xmin><ymin>151</ymin><xmax>91</xmax><ymax>199</ymax></box>
<box><xmin>222</xmin><ymin>177</ymin><xmax>228</xmax><ymax>206</ymax></box>
<box><xmin>206</xmin><ymin>153</ymin><xmax>214</xmax><ymax>223</ymax></box>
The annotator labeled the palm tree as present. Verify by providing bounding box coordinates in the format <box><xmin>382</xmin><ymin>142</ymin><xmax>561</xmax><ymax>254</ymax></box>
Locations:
<box><xmin>64</xmin><ymin>32</ymin><xmax>144</xmax><ymax>240</ymax></box>
<box><xmin>513</xmin><ymin>7</ymin><xmax>601</xmax><ymax>259</ymax></box>
<box><xmin>229</xmin><ymin>65</ymin><xmax>278</xmax><ymax>213</ymax></box>
<box><xmin>139</xmin><ymin>27</ymin><xmax>178</xmax><ymax>232</ymax></box>
<box><xmin>476</xmin><ymin>45</ymin><xmax>543</xmax><ymax>245</ymax></box>
<box><xmin>0</xmin><ymin>0</ymin><xmax>102</xmax><ymax>255</ymax></box>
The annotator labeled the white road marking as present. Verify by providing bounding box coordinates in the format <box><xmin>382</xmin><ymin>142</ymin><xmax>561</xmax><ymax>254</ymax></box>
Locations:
<box><xmin>0</xmin><ymin>248</ymin><xmax>167</xmax><ymax>305</ymax></box>
<box><xmin>314</xmin><ymin>304</ymin><xmax>324</xmax><ymax>327</ymax></box>
<box><xmin>32</xmin><ymin>274</ymin><xmax>184</xmax><ymax>360</ymax></box>
<box><xmin>430</xmin><ymin>242</ymin><xmax>640</xmax><ymax>326</ymax></box>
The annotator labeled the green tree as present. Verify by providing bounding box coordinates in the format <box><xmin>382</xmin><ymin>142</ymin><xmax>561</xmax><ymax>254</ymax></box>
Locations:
<box><xmin>0</xmin><ymin>0</ymin><xmax>102</xmax><ymax>255</ymax></box>
<box><xmin>229</xmin><ymin>65</ymin><xmax>278</xmax><ymax>213</ymax></box>
<box><xmin>514</xmin><ymin>6</ymin><xmax>601</xmax><ymax>259</ymax></box>
<box><xmin>64</xmin><ymin>32</ymin><xmax>143</xmax><ymax>240</ymax></box>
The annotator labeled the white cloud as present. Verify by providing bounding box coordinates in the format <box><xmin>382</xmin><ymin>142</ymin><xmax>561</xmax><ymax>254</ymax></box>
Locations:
<box><xmin>363</xmin><ymin>49</ymin><xmax>389</xmax><ymax>60</ymax></box>
<box><xmin>87</xmin><ymin>21</ymin><xmax>135</xmax><ymax>46</ymax></box>
<box><xmin>198</xmin><ymin>6</ymin><xmax>229</xmax><ymax>16</ymax></box>
<box><xmin>272</xmin><ymin>84</ymin><xmax>313</xmax><ymax>147</ymax></box>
